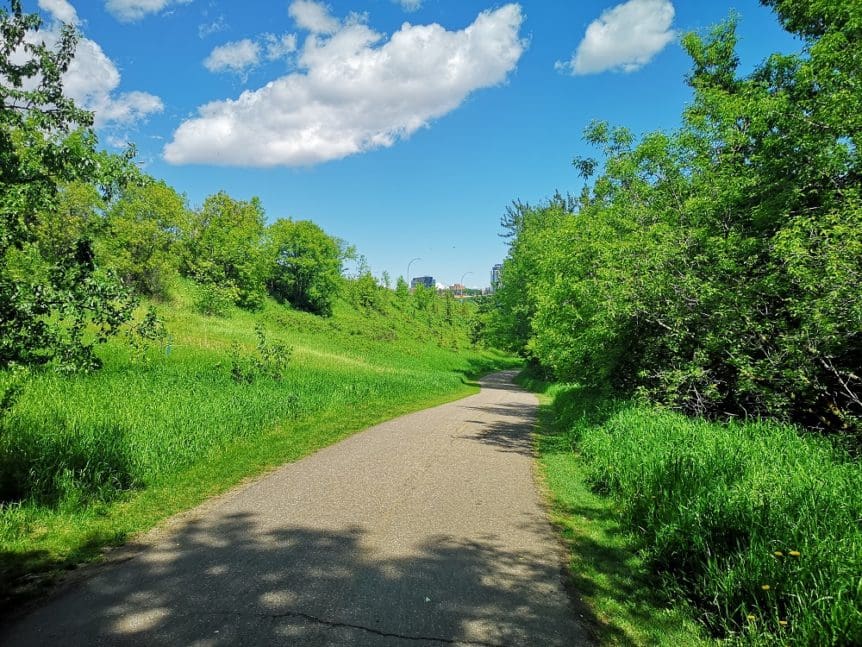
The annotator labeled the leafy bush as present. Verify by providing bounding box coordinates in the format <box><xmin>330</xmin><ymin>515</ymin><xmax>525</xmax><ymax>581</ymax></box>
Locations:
<box><xmin>125</xmin><ymin>307</ymin><xmax>168</xmax><ymax>364</ymax></box>
<box><xmin>97</xmin><ymin>181</ymin><xmax>187</xmax><ymax>299</ymax></box>
<box><xmin>180</xmin><ymin>192</ymin><xmax>267</xmax><ymax>310</ymax></box>
<box><xmin>0</xmin><ymin>3</ymin><xmax>138</xmax><ymax>371</ymax></box>
<box><xmin>228</xmin><ymin>324</ymin><xmax>293</xmax><ymax>384</ymax></box>
<box><xmin>194</xmin><ymin>282</ymin><xmax>237</xmax><ymax>317</ymax></box>
<box><xmin>348</xmin><ymin>271</ymin><xmax>385</xmax><ymax>311</ymax></box>
<box><xmin>265</xmin><ymin>219</ymin><xmax>343</xmax><ymax>316</ymax></box>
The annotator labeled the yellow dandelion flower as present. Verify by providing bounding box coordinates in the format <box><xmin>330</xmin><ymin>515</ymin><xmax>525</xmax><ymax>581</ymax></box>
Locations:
<box><xmin>773</xmin><ymin>551</ymin><xmax>784</xmax><ymax>557</ymax></box>
<box><xmin>789</xmin><ymin>550</ymin><xmax>801</xmax><ymax>557</ymax></box>
<box><xmin>761</xmin><ymin>584</ymin><xmax>771</xmax><ymax>591</ymax></box>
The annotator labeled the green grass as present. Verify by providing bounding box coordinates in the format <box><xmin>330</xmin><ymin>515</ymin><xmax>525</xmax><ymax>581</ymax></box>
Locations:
<box><xmin>525</xmin><ymin>372</ymin><xmax>862</xmax><ymax>646</ymax></box>
<box><xmin>0</xmin><ymin>280</ymin><xmax>519</xmax><ymax>608</ymax></box>
<box><xmin>528</xmin><ymin>377</ymin><xmax>711</xmax><ymax>646</ymax></box>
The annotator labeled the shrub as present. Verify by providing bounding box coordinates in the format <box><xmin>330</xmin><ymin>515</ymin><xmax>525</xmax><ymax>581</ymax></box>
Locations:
<box><xmin>194</xmin><ymin>282</ymin><xmax>237</xmax><ymax>317</ymax></box>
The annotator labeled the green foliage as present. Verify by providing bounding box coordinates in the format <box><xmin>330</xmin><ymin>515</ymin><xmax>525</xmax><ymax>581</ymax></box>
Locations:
<box><xmin>125</xmin><ymin>306</ymin><xmax>167</xmax><ymax>364</ymax></box>
<box><xmin>412</xmin><ymin>284</ymin><xmax>435</xmax><ymax>312</ymax></box>
<box><xmin>97</xmin><ymin>180</ymin><xmax>187</xmax><ymax>299</ymax></box>
<box><xmin>228</xmin><ymin>323</ymin><xmax>293</xmax><ymax>384</ymax></box>
<box><xmin>0</xmin><ymin>364</ymin><xmax>27</xmax><ymax>422</ymax></box>
<box><xmin>265</xmin><ymin>218</ymin><xmax>342</xmax><ymax>315</ymax></box>
<box><xmin>349</xmin><ymin>271</ymin><xmax>384</xmax><ymax>310</ymax></box>
<box><xmin>501</xmin><ymin>7</ymin><xmax>862</xmax><ymax>642</ymax></box>
<box><xmin>394</xmin><ymin>275</ymin><xmax>409</xmax><ymax>307</ymax></box>
<box><xmin>532</xmin><ymin>378</ymin><xmax>711</xmax><ymax>646</ymax></box>
<box><xmin>0</xmin><ymin>278</ymin><xmax>517</xmax><ymax>590</ymax></box>
<box><xmin>345</xmin><ymin>257</ymin><xmax>387</xmax><ymax>312</ymax></box>
<box><xmin>541</xmin><ymin>384</ymin><xmax>861</xmax><ymax>645</ymax></box>
<box><xmin>180</xmin><ymin>191</ymin><xmax>267</xmax><ymax>310</ymax></box>
<box><xmin>0</xmin><ymin>2</ymin><xmax>137</xmax><ymax>371</ymax></box>
<box><xmin>490</xmin><ymin>8</ymin><xmax>862</xmax><ymax>436</ymax></box>
<box><xmin>488</xmin><ymin>194</ymin><xmax>576</xmax><ymax>358</ymax></box>
<box><xmin>193</xmin><ymin>281</ymin><xmax>237</xmax><ymax>317</ymax></box>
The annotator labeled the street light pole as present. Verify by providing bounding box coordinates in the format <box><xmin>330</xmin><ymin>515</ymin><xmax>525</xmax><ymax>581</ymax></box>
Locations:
<box><xmin>407</xmin><ymin>257</ymin><xmax>421</xmax><ymax>287</ymax></box>
<box><xmin>459</xmin><ymin>271</ymin><xmax>473</xmax><ymax>299</ymax></box>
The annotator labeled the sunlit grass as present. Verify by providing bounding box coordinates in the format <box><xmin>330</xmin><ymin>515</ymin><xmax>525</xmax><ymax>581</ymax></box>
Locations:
<box><xmin>0</xmin><ymin>280</ymin><xmax>518</xmax><ymax>601</ymax></box>
<box><xmin>528</xmin><ymin>380</ymin><xmax>711</xmax><ymax>646</ymax></box>
<box><xmin>527</xmin><ymin>372</ymin><xmax>862</xmax><ymax>646</ymax></box>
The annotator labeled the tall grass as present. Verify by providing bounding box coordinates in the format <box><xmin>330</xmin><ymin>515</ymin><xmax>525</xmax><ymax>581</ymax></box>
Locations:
<box><xmin>0</xmin><ymin>280</ymin><xmax>517</xmax><ymax>594</ymax></box>
<box><xmin>543</xmin><ymin>383</ymin><xmax>862</xmax><ymax>645</ymax></box>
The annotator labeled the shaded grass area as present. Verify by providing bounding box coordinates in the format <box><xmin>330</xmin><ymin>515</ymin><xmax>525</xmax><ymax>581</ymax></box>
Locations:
<box><xmin>524</xmin><ymin>371</ymin><xmax>862</xmax><ymax>645</ymax></box>
<box><xmin>0</xmin><ymin>282</ymin><xmax>519</xmax><ymax>611</ymax></box>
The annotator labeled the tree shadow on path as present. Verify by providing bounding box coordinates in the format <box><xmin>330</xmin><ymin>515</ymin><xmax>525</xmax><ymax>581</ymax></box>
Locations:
<box><xmin>3</xmin><ymin>510</ymin><xmax>590</xmax><ymax>646</ymax></box>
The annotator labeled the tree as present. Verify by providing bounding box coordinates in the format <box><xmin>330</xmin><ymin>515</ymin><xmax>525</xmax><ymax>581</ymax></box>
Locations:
<box><xmin>489</xmin><ymin>197</ymin><xmax>573</xmax><ymax>358</ymax></box>
<box><xmin>97</xmin><ymin>180</ymin><xmax>187</xmax><ymax>299</ymax></box>
<box><xmin>394</xmin><ymin>276</ymin><xmax>409</xmax><ymax>308</ymax></box>
<box><xmin>0</xmin><ymin>1</ymin><xmax>137</xmax><ymax>370</ymax></box>
<box><xmin>265</xmin><ymin>219</ymin><xmax>343</xmax><ymax>316</ymax></box>
<box><xmin>180</xmin><ymin>191</ymin><xmax>267</xmax><ymax>310</ymax></box>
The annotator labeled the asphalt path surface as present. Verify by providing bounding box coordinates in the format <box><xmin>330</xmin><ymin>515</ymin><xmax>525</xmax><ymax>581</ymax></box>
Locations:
<box><xmin>2</xmin><ymin>371</ymin><xmax>588</xmax><ymax>646</ymax></box>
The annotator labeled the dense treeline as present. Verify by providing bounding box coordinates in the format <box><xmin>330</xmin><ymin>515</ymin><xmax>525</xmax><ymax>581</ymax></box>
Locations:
<box><xmin>489</xmin><ymin>0</ymin><xmax>861</xmax><ymax>440</ymax></box>
<box><xmin>493</xmin><ymin>1</ymin><xmax>861</xmax><ymax>643</ymax></box>
<box><xmin>1</xmin><ymin>0</ymin><xmax>470</xmax><ymax>377</ymax></box>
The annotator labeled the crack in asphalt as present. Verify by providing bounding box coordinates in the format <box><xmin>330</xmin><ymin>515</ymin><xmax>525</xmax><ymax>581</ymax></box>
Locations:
<box><xmin>205</xmin><ymin>608</ymin><xmax>511</xmax><ymax>647</ymax></box>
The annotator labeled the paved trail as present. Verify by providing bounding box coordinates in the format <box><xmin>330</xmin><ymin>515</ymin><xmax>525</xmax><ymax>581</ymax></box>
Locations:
<box><xmin>2</xmin><ymin>371</ymin><xmax>588</xmax><ymax>646</ymax></box>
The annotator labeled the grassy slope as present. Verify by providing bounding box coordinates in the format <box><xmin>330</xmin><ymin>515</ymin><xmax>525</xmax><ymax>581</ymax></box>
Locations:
<box><xmin>0</xmin><ymin>280</ymin><xmax>518</xmax><ymax>605</ymax></box>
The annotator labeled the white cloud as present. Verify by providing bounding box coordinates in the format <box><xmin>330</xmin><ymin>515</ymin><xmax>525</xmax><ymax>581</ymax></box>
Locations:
<box><xmin>288</xmin><ymin>0</ymin><xmax>340</xmax><ymax>35</ymax></box>
<box><xmin>38</xmin><ymin>0</ymin><xmax>79</xmax><ymax>25</ymax></box>
<box><xmin>204</xmin><ymin>39</ymin><xmax>261</xmax><ymax>75</ymax></box>
<box><xmin>29</xmin><ymin>3</ymin><xmax>163</xmax><ymax>128</ymax></box>
<box><xmin>67</xmin><ymin>41</ymin><xmax>164</xmax><ymax>127</ymax></box>
<box><xmin>203</xmin><ymin>32</ymin><xmax>297</xmax><ymax>77</ymax></box>
<box><xmin>104</xmin><ymin>0</ymin><xmax>190</xmax><ymax>23</ymax></box>
<box><xmin>394</xmin><ymin>0</ymin><xmax>422</xmax><ymax>12</ymax></box>
<box><xmin>94</xmin><ymin>90</ymin><xmax>164</xmax><ymax>125</ymax></box>
<box><xmin>165</xmin><ymin>4</ymin><xmax>525</xmax><ymax>167</ymax></box>
<box><xmin>199</xmin><ymin>15</ymin><xmax>228</xmax><ymax>39</ymax></box>
<box><xmin>556</xmin><ymin>0</ymin><xmax>675</xmax><ymax>75</ymax></box>
<box><xmin>264</xmin><ymin>32</ymin><xmax>298</xmax><ymax>61</ymax></box>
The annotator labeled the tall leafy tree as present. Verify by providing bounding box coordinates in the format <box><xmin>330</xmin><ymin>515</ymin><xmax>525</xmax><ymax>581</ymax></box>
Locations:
<box><xmin>97</xmin><ymin>180</ymin><xmax>187</xmax><ymax>299</ymax></box>
<box><xmin>264</xmin><ymin>219</ymin><xmax>343</xmax><ymax>316</ymax></box>
<box><xmin>0</xmin><ymin>1</ymin><xmax>137</xmax><ymax>370</ymax></box>
<box><xmin>490</xmin><ymin>2</ymin><xmax>861</xmax><ymax>434</ymax></box>
<box><xmin>180</xmin><ymin>191</ymin><xmax>267</xmax><ymax>310</ymax></box>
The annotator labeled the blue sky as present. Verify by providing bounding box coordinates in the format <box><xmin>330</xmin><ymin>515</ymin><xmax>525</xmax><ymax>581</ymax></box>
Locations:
<box><xmin>33</xmin><ymin>0</ymin><xmax>800</xmax><ymax>288</ymax></box>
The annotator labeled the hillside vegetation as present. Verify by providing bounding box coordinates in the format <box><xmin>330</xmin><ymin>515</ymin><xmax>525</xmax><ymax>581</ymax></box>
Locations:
<box><xmin>0</xmin><ymin>2</ymin><xmax>516</xmax><ymax>605</ymax></box>
<box><xmin>0</xmin><ymin>278</ymin><xmax>515</xmax><ymax>602</ymax></box>
<box><xmin>487</xmin><ymin>1</ymin><xmax>861</xmax><ymax>644</ymax></box>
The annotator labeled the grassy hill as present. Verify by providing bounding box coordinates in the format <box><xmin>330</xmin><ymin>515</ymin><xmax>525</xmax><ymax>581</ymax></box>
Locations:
<box><xmin>0</xmin><ymin>279</ymin><xmax>517</xmax><ymax>606</ymax></box>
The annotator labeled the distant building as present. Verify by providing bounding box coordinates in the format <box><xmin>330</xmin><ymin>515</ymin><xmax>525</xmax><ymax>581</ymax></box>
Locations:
<box><xmin>490</xmin><ymin>264</ymin><xmax>503</xmax><ymax>292</ymax></box>
<box><xmin>411</xmin><ymin>276</ymin><xmax>435</xmax><ymax>289</ymax></box>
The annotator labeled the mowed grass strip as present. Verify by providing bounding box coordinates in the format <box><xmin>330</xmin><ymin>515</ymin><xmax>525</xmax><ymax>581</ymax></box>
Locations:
<box><xmin>0</xmin><ymin>283</ymin><xmax>518</xmax><ymax>606</ymax></box>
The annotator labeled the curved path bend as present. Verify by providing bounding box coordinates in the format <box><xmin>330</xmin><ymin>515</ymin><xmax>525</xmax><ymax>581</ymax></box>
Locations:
<box><xmin>3</xmin><ymin>371</ymin><xmax>588</xmax><ymax>646</ymax></box>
